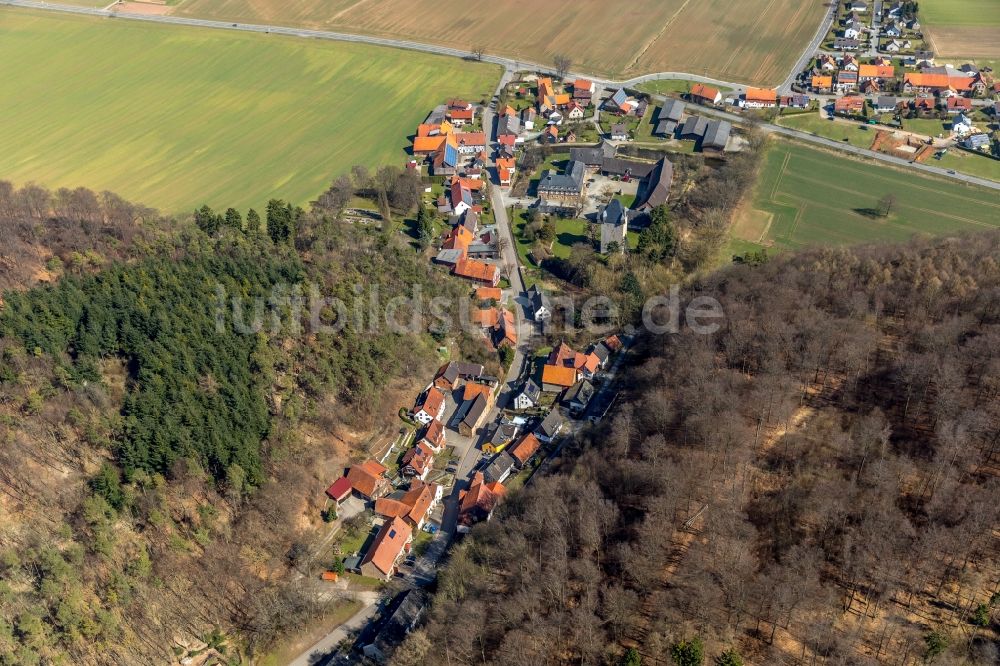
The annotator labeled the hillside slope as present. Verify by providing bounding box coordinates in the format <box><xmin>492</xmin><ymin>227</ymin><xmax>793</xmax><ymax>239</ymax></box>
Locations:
<box><xmin>399</xmin><ymin>231</ymin><xmax>1000</xmax><ymax>665</ymax></box>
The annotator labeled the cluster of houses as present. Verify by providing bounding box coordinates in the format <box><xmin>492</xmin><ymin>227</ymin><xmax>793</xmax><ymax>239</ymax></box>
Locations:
<box><xmin>835</xmin><ymin>0</ymin><xmax>922</xmax><ymax>53</ymax></box>
<box><xmin>533</xmin><ymin>140</ymin><xmax>674</xmax><ymax>221</ymax></box>
<box><xmin>652</xmin><ymin>97</ymin><xmax>734</xmax><ymax>153</ymax></box>
<box><xmin>470</xmin><ymin>286</ymin><xmax>518</xmax><ymax>350</ymax></box>
<box><xmin>811</xmin><ymin>53</ymin><xmax>994</xmax><ymax>100</ymax></box>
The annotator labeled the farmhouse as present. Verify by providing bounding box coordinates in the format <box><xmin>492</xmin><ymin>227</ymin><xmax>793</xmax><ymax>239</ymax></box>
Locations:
<box><xmin>345</xmin><ymin>460</ymin><xmax>390</xmax><ymax>501</ymax></box>
<box><xmin>374</xmin><ymin>480</ymin><xmax>441</xmax><ymax>530</ymax></box>
<box><xmin>743</xmin><ymin>87</ymin><xmax>777</xmax><ymax>109</ymax></box>
<box><xmin>537</xmin><ymin>160</ymin><xmax>586</xmax><ymax>213</ymax></box>
<box><xmin>570</xmin><ymin>141</ymin><xmax>616</xmax><ymax>167</ymax></box>
<box><xmin>359</xmin><ymin>516</ymin><xmax>412</xmax><ymax>581</ymax></box>
<box><xmin>702</xmin><ymin>120</ymin><xmax>731</xmax><ymax>154</ymax></box>
<box><xmin>636</xmin><ymin>158</ymin><xmax>674</xmax><ymax>211</ymax></box>
<box><xmin>690</xmin><ymin>83</ymin><xmax>722</xmax><ymax>105</ymax></box>
<box><xmin>453</xmin><ymin>258</ymin><xmax>500</xmax><ymax>287</ymax></box>
<box><xmin>573</xmin><ymin>78</ymin><xmax>595</xmax><ymax>102</ymax></box>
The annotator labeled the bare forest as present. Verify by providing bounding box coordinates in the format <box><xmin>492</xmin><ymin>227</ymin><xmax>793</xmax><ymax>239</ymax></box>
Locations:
<box><xmin>397</xmin><ymin>231</ymin><xmax>1000</xmax><ymax>666</ymax></box>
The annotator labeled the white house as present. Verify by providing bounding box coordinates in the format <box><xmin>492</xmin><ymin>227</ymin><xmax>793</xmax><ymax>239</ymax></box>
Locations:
<box><xmin>566</xmin><ymin>102</ymin><xmax>585</xmax><ymax>120</ymax></box>
<box><xmin>843</xmin><ymin>24</ymin><xmax>863</xmax><ymax>40</ymax></box>
<box><xmin>882</xmin><ymin>23</ymin><xmax>902</xmax><ymax>37</ymax></box>
<box><xmin>413</xmin><ymin>387</ymin><xmax>446</xmax><ymax>425</ymax></box>
<box><xmin>952</xmin><ymin>113</ymin><xmax>973</xmax><ymax>136</ymax></box>
<box><xmin>513</xmin><ymin>380</ymin><xmax>541</xmax><ymax>410</ymax></box>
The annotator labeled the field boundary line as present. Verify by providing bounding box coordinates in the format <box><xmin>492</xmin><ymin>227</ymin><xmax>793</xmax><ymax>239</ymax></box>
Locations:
<box><xmin>770</xmin><ymin>150</ymin><xmax>792</xmax><ymax>201</ymax></box>
<box><xmin>622</xmin><ymin>0</ymin><xmax>695</xmax><ymax>74</ymax></box>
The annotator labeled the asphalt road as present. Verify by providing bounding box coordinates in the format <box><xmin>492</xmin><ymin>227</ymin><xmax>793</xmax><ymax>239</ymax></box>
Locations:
<box><xmin>9</xmin><ymin>0</ymin><xmax>999</xmax><ymax>192</ymax></box>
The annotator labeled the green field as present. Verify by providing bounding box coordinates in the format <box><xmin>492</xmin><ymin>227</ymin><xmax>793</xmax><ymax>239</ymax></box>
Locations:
<box><xmin>776</xmin><ymin>113</ymin><xmax>874</xmax><ymax>149</ymax></box>
<box><xmin>919</xmin><ymin>0</ymin><xmax>1000</xmax><ymax>27</ymax></box>
<box><xmin>0</xmin><ymin>9</ymin><xmax>499</xmax><ymax>213</ymax></box>
<box><xmin>730</xmin><ymin>141</ymin><xmax>1000</xmax><ymax>254</ymax></box>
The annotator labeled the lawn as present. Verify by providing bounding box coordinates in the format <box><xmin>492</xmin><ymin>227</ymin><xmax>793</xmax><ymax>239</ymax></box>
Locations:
<box><xmin>935</xmin><ymin>150</ymin><xmax>1000</xmax><ymax>183</ymax></box>
<box><xmin>729</xmin><ymin>140</ymin><xmax>1000</xmax><ymax>254</ymax></box>
<box><xmin>0</xmin><ymin>9</ymin><xmax>500</xmax><ymax>214</ymax></box>
<box><xmin>776</xmin><ymin>113</ymin><xmax>875</xmax><ymax>150</ymax></box>
<box><xmin>901</xmin><ymin>118</ymin><xmax>948</xmax><ymax>138</ymax></box>
<box><xmin>174</xmin><ymin>0</ymin><xmax>826</xmax><ymax>84</ymax></box>
<box><xmin>552</xmin><ymin>218</ymin><xmax>591</xmax><ymax>258</ymax></box>
<box><xmin>919</xmin><ymin>0</ymin><xmax>1000</xmax><ymax>59</ymax></box>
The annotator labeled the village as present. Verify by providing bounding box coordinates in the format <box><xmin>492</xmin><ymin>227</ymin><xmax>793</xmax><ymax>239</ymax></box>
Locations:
<box><xmin>300</xmin><ymin>2</ymin><xmax>998</xmax><ymax>656</ymax></box>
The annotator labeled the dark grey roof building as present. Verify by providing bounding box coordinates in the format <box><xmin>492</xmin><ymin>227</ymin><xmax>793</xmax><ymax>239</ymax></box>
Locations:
<box><xmin>702</xmin><ymin>119</ymin><xmax>731</xmax><ymax>152</ymax></box>
<box><xmin>679</xmin><ymin>115</ymin><xmax>709</xmax><ymax>139</ymax></box>
<box><xmin>538</xmin><ymin>160</ymin><xmax>586</xmax><ymax>196</ymax></box>
<box><xmin>527</xmin><ymin>284</ymin><xmax>552</xmax><ymax>321</ymax></box>
<box><xmin>570</xmin><ymin>141</ymin><xmax>616</xmax><ymax>166</ymax></box>
<box><xmin>660</xmin><ymin>98</ymin><xmax>685</xmax><ymax>122</ymax></box>
<box><xmin>600</xmin><ymin>157</ymin><xmax>657</xmax><ymax>178</ymax></box>
<box><xmin>638</xmin><ymin>157</ymin><xmax>674</xmax><ymax>211</ymax></box>
<box><xmin>483</xmin><ymin>452</ymin><xmax>517</xmax><ymax>485</ymax></box>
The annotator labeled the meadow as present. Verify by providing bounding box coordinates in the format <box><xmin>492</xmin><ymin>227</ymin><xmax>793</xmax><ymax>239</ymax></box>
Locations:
<box><xmin>918</xmin><ymin>0</ymin><xmax>1000</xmax><ymax>59</ymax></box>
<box><xmin>173</xmin><ymin>0</ymin><xmax>827</xmax><ymax>84</ymax></box>
<box><xmin>0</xmin><ymin>9</ymin><xmax>500</xmax><ymax>213</ymax></box>
<box><xmin>730</xmin><ymin>141</ymin><xmax>1000</xmax><ymax>254</ymax></box>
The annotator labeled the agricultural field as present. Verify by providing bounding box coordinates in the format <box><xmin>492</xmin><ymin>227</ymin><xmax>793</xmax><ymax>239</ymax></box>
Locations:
<box><xmin>172</xmin><ymin>0</ymin><xmax>827</xmax><ymax>84</ymax></box>
<box><xmin>918</xmin><ymin>0</ymin><xmax>1000</xmax><ymax>59</ymax></box>
<box><xmin>730</xmin><ymin>141</ymin><xmax>1000</xmax><ymax>254</ymax></box>
<box><xmin>0</xmin><ymin>9</ymin><xmax>499</xmax><ymax>213</ymax></box>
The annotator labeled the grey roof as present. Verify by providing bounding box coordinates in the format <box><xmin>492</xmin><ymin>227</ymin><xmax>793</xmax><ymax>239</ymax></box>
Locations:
<box><xmin>461</xmin><ymin>394</ymin><xmax>488</xmax><ymax>429</ymax></box>
<box><xmin>835</xmin><ymin>38</ymin><xmax>861</xmax><ymax>48</ymax></box>
<box><xmin>660</xmin><ymin>99</ymin><xmax>685</xmax><ymax>122</ymax></box>
<box><xmin>591</xmin><ymin>342</ymin><xmax>611</xmax><ymax>363</ymax></box>
<box><xmin>518</xmin><ymin>379</ymin><xmax>541</xmax><ymax>403</ymax></box>
<box><xmin>680</xmin><ymin>115</ymin><xmax>709</xmax><ymax>138</ymax></box>
<box><xmin>876</xmin><ymin>95</ymin><xmax>901</xmax><ymax>108</ymax></box>
<box><xmin>702</xmin><ymin>119</ymin><xmax>731</xmax><ymax>150</ymax></box>
<box><xmin>639</xmin><ymin>157</ymin><xmax>674</xmax><ymax>210</ymax></box>
<box><xmin>462</xmin><ymin>209</ymin><xmax>479</xmax><ymax>232</ymax></box>
<box><xmin>498</xmin><ymin>115</ymin><xmax>521</xmax><ymax>136</ymax></box>
<box><xmin>655</xmin><ymin>119</ymin><xmax>678</xmax><ymax>136</ymax></box>
<box><xmin>600</xmin><ymin>157</ymin><xmax>656</xmax><ymax>178</ymax></box>
<box><xmin>601</xmin><ymin>199</ymin><xmax>627</xmax><ymax>226</ymax></box>
<box><xmin>483</xmin><ymin>452</ymin><xmax>517</xmax><ymax>485</ymax></box>
<box><xmin>570</xmin><ymin>141</ymin><xmax>615</xmax><ymax>165</ymax></box>
<box><xmin>489</xmin><ymin>420</ymin><xmax>520</xmax><ymax>445</ymax></box>
<box><xmin>435</xmin><ymin>249</ymin><xmax>465</xmax><ymax>265</ymax></box>
<box><xmin>964</xmin><ymin>133</ymin><xmax>990</xmax><ymax>146</ymax></box>
<box><xmin>537</xmin><ymin>409</ymin><xmax>564</xmax><ymax>439</ymax></box>
<box><xmin>528</xmin><ymin>284</ymin><xmax>551</xmax><ymax>316</ymax></box>
<box><xmin>538</xmin><ymin>160</ymin><xmax>586</xmax><ymax>195</ymax></box>
<box><xmin>366</xmin><ymin>590</ymin><xmax>427</xmax><ymax>661</ymax></box>
<box><xmin>611</xmin><ymin>123</ymin><xmax>629</xmax><ymax>136</ymax></box>
<box><xmin>564</xmin><ymin>380</ymin><xmax>595</xmax><ymax>408</ymax></box>
<box><xmin>610</xmin><ymin>88</ymin><xmax>628</xmax><ymax>108</ymax></box>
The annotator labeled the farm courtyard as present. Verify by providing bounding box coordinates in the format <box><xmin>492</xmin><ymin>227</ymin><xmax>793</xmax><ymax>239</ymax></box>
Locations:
<box><xmin>172</xmin><ymin>0</ymin><xmax>828</xmax><ymax>84</ymax></box>
<box><xmin>0</xmin><ymin>9</ymin><xmax>500</xmax><ymax>214</ymax></box>
<box><xmin>729</xmin><ymin>141</ymin><xmax>1000</xmax><ymax>255</ymax></box>
<box><xmin>918</xmin><ymin>0</ymin><xmax>1000</xmax><ymax>60</ymax></box>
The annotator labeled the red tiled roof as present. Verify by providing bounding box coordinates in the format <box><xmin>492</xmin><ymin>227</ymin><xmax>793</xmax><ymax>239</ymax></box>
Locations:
<box><xmin>326</xmin><ymin>476</ymin><xmax>353</xmax><ymax>501</ymax></box>
<box><xmin>745</xmin><ymin>87</ymin><xmax>777</xmax><ymax>102</ymax></box>
<box><xmin>690</xmin><ymin>83</ymin><xmax>720</xmax><ymax>101</ymax></box>
<box><xmin>476</xmin><ymin>287</ymin><xmax>502</xmax><ymax>301</ymax></box>
<box><xmin>415</xmin><ymin>387</ymin><xmax>445</xmax><ymax>418</ymax></box>
<box><xmin>542</xmin><ymin>364</ymin><xmax>577</xmax><ymax>388</ymax></box>
<box><xmin>421</xmin><ymin>419</ymin><xmax>446</xmax><ymax>449</ymax></box>
<box><xmin>453</xmin><ymin>259</ymin><xmax>498</xmax><ymax>284</ymax></box>
<box><xmin>361</xmin><ymin>516</ymin><xmax>412</xmax><ymax>576</ymax></box>
<box><xmin>346</xmin><ymin>459</ymin><xmax>387</xmax><ymax>498</ymax></box>
<box><xmin>509</xmin><ymin>433</ymin><xmax>541</xmax><ymax>465</ymax></box>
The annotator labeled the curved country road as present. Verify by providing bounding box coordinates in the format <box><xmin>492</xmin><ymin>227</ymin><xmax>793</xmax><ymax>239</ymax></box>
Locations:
<box><xmin>4</xmin><ymin>0</ymin><xmax>998</xmax><ymax>191</ymax></box>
